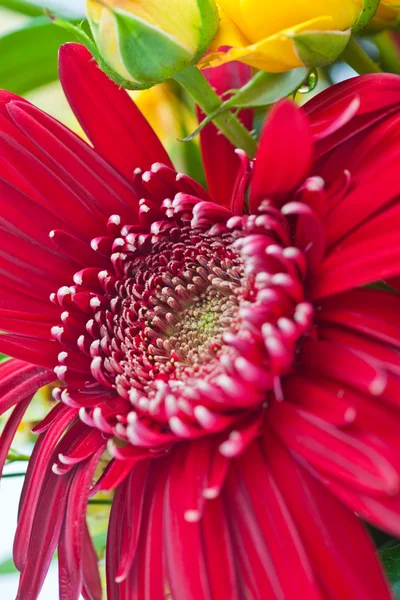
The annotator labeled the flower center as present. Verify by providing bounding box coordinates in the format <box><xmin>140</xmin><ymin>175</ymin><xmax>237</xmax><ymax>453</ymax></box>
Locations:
<box><xmin>51</xmin><ymin>185</ymin><xmax>314</xmax><ymax>455</ymax></box>
<box><xmin>115</xmin><ymin>225</ymin><xmax>243</xmax><ymax>403</ymax></box>
<box><xmin>153</xmin><ymin>284</ymin><xmax>240</xmax><ymax>365</ymax></box>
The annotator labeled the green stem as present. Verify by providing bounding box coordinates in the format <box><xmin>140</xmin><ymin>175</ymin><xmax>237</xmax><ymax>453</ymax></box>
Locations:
<box><xmin>7</xmin><ymin>453</ymin><xmax>31</xmax><ymax>463</ymax></box>
<box><xmin>88</xmin><ymin>499</ymin><xmax>112</xmax><ymax>506</ymax></box>
<box><xmin>342</xmin><ymin>36</ymin><xmax>382</xmax><ymax>74</ymax></box>
<box><xmin>174</xmin><ymin>66</ymin><xmax>257</xmax><ymax>158</ymax></box>
<box><xmin>375</xmin><ymin>31</ymin><xmax>400</xmax><ymax>75</ymax></box>
<box><xmin>1</xmin><ymin>472</ymin><xmax>26</xmax><ymax>478</ymax></box>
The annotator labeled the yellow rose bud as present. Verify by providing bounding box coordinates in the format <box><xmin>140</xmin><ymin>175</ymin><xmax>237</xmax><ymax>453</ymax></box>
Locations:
<box><xmin>369</xmin><ymin>1</ymin><xmax>400</xmax><ymax>29</ymax></box>
<box><xmin>86</xmin><ymin>0</ymin><xmax>219</xmax><ymax>88</ymax></box>
<box><xmin>201</xmin><ymin>0</ymin><xmax>368</xmax><ymax>72</ymax></box>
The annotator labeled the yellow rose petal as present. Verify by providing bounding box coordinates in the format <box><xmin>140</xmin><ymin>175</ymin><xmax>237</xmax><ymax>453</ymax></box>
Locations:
<box><xmin>210</xmin><ymin>7</ymin><xmax>250</xmax><ymax>51</ymax></box>
<box><xmin>203</xmin><ymin>15</ymin><xmax>335</xmax><ymax>72</ymax></box>
<box><xmin>238</xmin><ymin>0</ymin><xmax>362</xmax><ymax>42</ymax></box>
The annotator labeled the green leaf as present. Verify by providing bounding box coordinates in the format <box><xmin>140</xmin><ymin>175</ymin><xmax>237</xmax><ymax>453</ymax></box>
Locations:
<box><xmin>92</xmin><ymin>530</ymin><xmax>107</xmax><ymax>556</ymax></box>
<box><xmin>364</xmin><ymin>281</ymin><xmax>400</xmax><ymax>294</ymax></box>
<box><xmin>221</xmin><ymin>68</ymin><xmax>311</xmax><ymax>109</ymax></box>
<box><xmin>0</xmin><ymin>15</ymin><xmax>82</xmax><ymax>94</ymax></box>
<box><xmin>380</xmin><ymin>544</ymin><xmax>400</xmax><ymax>599</ymax></box>
<box><xmin>6</xmin><ymin>448</ymin><xmax>30</xmax><ymax>463</ymax></box>
<box><xmin>367</xmin><ymin>523</ymin><xmax>397</xmax><ymax>548</ymax></box>
<box><xmin>0</xmin><ymin>557</ymin><xmax>18</xmax><ymax>575</ymax></box>
<box><xmin>293</xmin><ymin>29</ymin><xmax>351</xmax><ymax>69</ymax></box>
<box><xmin>181</xmin><ymin>68</ymin><xmax>309</xmax><ymax>141</ymax></box>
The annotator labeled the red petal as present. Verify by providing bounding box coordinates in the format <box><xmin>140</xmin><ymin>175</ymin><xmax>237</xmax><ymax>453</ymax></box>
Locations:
<box><xmin>320</xmin><ymin>288</ymin><xmax>400</xmax><ymax>347</ymax></box>
<box><xmin>311</xmin><ymin>229</ymin><xmax>400</xmax><ymax>300</ymax></box>
<box><xmin>59</xmin><ymin>43</ymin><xmax>173</xmax><ymax>178</ymax></box>
<box><xmin>82</xmin><ymin>523</ymin><xmax>103</xmax><ymax>600</ymax></box>
<box><xmin>0</xmin><ymin>310</ymin><xmax>53</xmax><ymax>339</ymax></box>
<box><xmin>233</xmin><ymin>443</ymin><xmax>323</xmax><ymax>599</ymax></box>
<box><xmin>115</xmin><ymin>461</ymin><xmax>149</xmax><ymax>583</ymax></box>
<box><xmin>250</xmin><ymin>101</ymin><xmax>313</xmax><ymax>210</ymax></box>
<box><xmin>8</xmin><ymin>100</ymin><xmax>140</xmax><ymax>221</ymax></box>
<box><xmin>200</xmin><ymin>61</ymin><xmax>253</xmax><ymax>208</ymax></box>
<box><xmin>0</xmin><ymin>91</ymin><xmax>48</xmax><ymax>158</ymax></box>
<box><xmin>127</xmin><ymin>458</ymin><xmax>168</xmax><ymax>600</ymax></box>
<box><xmin>325</xmin><ymin>478</ymin><xmax>400</xmax><ymax>538</ymax></box>
<box><xmin>14</xmin><ymin>408</ymin><xmax>78</xmax><ymax>571</ymax></box>
<box><xmin>324</xmin><ymin>154</ymin><xmax>400</xmax><ymax>251</ymax></box>
<box><xmin>283</xmin><ymin>373</ymin><xmax>358</xmax><ymax>426</ymax></box>
<box><xmin>305</xmin><ymin>73</ymin><xmax>400</xmax><ymax>158</ymax></box>
<box><xmin>263</xmin><ymin>429</ymin><xmax>392</xmax><ymax>600</ymax></box>
<box><xmin>16</xmin><ymin>469</ymin><xmax>72</xmax><ymax>600</ymax></box>
<box><xmin>0</xmin><ymin>282</ymin><xmax>59</xmax><ymax>319</ymax></box>
<box><xmin>0</xmin><ymin>336</ymin><xmax>58</xmax><ymax>369</ymax></box>
<box><xmin>164</xmin><ymin>444</ymin><xmax>211</xmax><ymax>599</ymax></box>
<box><xmin>299</xmin><ymin>339</ymin><xmax>400</xmax><ymax>411</ymax></box>
<box><xmin>59</xmin><ymin>448</ymin><xmax>104</xmax><ymax>600</ymax></box>
<box><xmin>230</xmin><ymin>149</ymin><xmax>250</xmax><ymax>215</ymax></box>
<box><xmin>0</xmin><ymin>396</ymin><xmax>31</xmax><ymax>477</ymax></box>
<box><xmin>0</xmin><ymin>132</ymin><xmax>105</xmax><ymax>240</ymax></box>
<box><xmin>106</xmin><ymin>480</ymin><xmax>127</xmax><ymax>600</ymax></box>
<box><xmin>0</xmin><ymin>359</ymin><xmax>53</xmax><ymax>415</ymax></box>
<box><xmin>224</xmin><ymin>466</ymin><xmax>287</xmax><ymax>599</ymax></box>
<box><xmin>270</xmin><ymin>400</ymin><xmax>399</xmax><ymax>497</ymax></box>
<box><xmin>201</xmin><ymin>496</ymin><xmax>242</xmax><ymax>600</ymax></box>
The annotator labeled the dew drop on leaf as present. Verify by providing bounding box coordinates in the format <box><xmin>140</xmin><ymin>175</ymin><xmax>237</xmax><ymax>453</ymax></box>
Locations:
<box><xmin>297</xmin><ymin>70</ymin><xmax>318</xmax><ymax>94</ymax></box>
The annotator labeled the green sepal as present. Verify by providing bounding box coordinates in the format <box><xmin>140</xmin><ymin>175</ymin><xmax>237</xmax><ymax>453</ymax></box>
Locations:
<box><xmin>112</xmin><ymin>9</ymin><xmax>193</xmax><ymax>86</ymax></box>
<box><xmin>47</xmin><ymin>12</ymin><xmax>149</xmax><ymax>90</ymax></box>
<box><xmin>292</xmin><ymin>29</ymin><xmax>351</xmax><ymax>68</ymax></box>
<box><xmin>181</xmin><ymin>68</ymin><xmax>310</xmax><ymax>142</ymax></box>
<box><xmin>193</xmin><ymin>0</ymin><xmax>220</xmax><ymax>62</ymax></box>
<box><xmin>353</xmin><ymin>0</ymin><xmax>380</xmax><ymax>32</ymax></box>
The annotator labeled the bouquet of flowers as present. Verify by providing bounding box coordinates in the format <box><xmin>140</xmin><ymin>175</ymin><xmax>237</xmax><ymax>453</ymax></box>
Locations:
<box><xmin>2</xmin><ymin>1</ymin><xmax>400</xmax><ymax>598</ymax></box>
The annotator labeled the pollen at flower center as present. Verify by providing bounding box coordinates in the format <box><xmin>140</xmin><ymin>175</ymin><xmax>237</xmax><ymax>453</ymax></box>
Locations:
<box><xmin>161</xmin><ymin>284</ymin><xmax>241</xmax><ymax>366</ymax></box>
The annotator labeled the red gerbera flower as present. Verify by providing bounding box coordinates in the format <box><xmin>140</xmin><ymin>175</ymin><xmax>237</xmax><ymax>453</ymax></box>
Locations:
<box><xmin>2</xmin><ymin>43</ymin><xmax>400</xmax><ymax>600</ymax></box>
